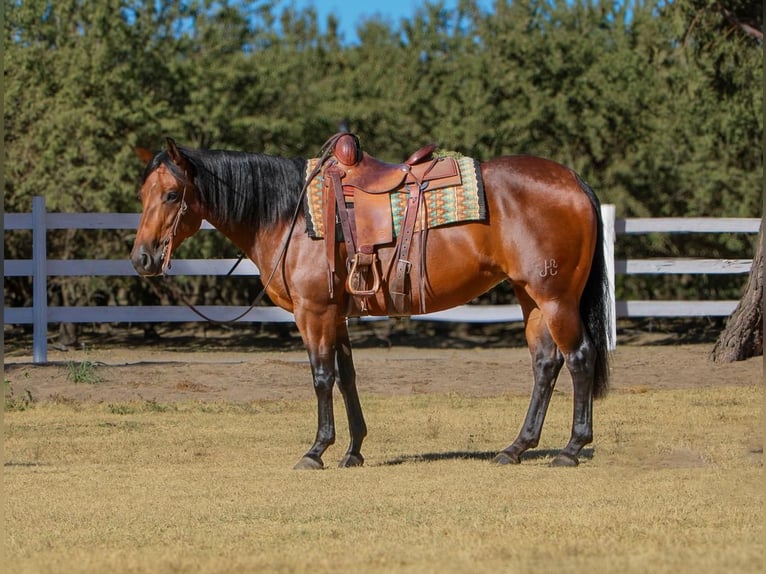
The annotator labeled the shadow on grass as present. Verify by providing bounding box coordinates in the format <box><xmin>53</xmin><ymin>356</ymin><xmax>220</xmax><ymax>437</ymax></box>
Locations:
<box><xmin>379</xmin><ymin>447</ymin><xmax>594</xmax><ymax>466</ymax></box>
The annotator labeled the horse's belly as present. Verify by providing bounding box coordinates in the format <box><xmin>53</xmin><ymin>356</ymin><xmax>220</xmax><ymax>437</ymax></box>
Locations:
<box><xmin>357</xmin><ymin>228</ymin><xmax>504</xmax><ymax>316</ymax></box>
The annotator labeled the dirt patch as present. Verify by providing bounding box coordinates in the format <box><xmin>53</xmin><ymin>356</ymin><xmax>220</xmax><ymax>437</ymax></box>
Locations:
<box><xmin>4</xmin><ymin>337</ymin><xmax>762</xmax><ymax>405</ymax></box>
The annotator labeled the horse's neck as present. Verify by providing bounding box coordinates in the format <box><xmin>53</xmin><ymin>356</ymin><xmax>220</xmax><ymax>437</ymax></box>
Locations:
<box><xmin>202</xmin><ymin>208</ymin><xmax>293</xmax><ymax>275</ymax></box>
<box><xmin>201</xmin><ymin>211</ymin><xmax>257</xmax><ymax>257</ymax></box>
<box><xmin>193</xmin><ymin>151</ymin><xmax>305</xmax><ymax>271</ymax></box>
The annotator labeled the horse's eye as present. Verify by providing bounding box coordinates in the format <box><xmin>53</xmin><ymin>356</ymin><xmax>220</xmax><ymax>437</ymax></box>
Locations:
<box><xmin>165</xmin><ymin>190</ymin><xmax>179</xmax><ymax>203</ymax></box>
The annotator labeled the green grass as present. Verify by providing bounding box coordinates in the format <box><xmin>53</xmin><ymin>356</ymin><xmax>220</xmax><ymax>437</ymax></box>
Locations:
<box><xmin>4</xmin><ymin>385</ymin><xmax>763</xmax><ymax>574</ymax></box>
<box><xmin>65</xmin><ymin>360</ymin><xmax>102</xmax><ymax>385</ymax></box>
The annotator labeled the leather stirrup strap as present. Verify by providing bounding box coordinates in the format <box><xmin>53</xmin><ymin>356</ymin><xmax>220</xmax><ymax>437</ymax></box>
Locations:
<box><xmin>327</xmin><ymin>165</ymin><xmax>357</xmax><ymax>264</ymax></box>
<box><xmin>323</xmin><ymin>171</ymin><xmax>337</xmax><ymax>298</ymax></box>
<box><xmin>390</xmin><ymin>182</ymin><xmax>422</xmax><ymax>307</ymax></box>
<box><xmin>390</xmin><ymin>160</ymin><xmax>438</xmax><ymax>314</ymax></box>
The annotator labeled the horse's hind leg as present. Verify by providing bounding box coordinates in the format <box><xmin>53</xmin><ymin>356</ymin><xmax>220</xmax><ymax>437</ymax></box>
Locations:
<box><xmin>335</xmin><ymin>321</ymin><xmax>367</xmax><ymax>468</ymax></box>
<box><xmin>541</xmin><ymin>300</ymin><xmax>597</xmax><ymax>467</ymax></box>
<box><xmin>552</xmin><ymin>329</ymin><xmax>596</xmax><ymax>467</ymax></box>
<box><xmin>495</xmin><ymin>298</ymin><xmax>564</xmax><ymax>465</ymax></box>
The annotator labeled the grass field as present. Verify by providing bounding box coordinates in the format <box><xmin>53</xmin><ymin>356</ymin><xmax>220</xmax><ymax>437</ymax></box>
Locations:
<box><xmin>4</xmin><ymin>381</ymin><xmax>763</xmax><ymax>573</ymax></box>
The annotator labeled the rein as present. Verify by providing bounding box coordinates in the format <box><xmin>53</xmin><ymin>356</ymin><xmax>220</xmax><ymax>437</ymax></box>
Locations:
<box><xmin>148</xmin><ymin>134</ymin><xmax>345</xmax><ymax>325</ymax></box>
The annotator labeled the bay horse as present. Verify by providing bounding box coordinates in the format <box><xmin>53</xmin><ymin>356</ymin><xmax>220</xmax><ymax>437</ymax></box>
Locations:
<box><xmin>131</xmin><ymin>137</ymin><xmax>611</xmax><ymax>469</ymax></box>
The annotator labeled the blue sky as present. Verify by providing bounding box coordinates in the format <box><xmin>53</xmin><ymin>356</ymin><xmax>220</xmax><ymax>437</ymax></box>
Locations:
<box><xmin>291</xmin><ymin>0</ymin><xmax>493</xmax><ymax>43</ymax></box>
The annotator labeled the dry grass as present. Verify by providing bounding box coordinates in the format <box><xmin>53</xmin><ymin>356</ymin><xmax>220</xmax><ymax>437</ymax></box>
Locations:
<box><xmin>4</xmin><ymin>384</ymin><xmax>763</xmax><ymax>574</ymax></box>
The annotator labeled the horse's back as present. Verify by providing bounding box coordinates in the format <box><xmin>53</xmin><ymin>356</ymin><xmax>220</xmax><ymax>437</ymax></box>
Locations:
<box><xmin>481</xmin><ymin>155</ymin><xmax>596</xmax><ymax>214</ymax></box>
<box><xmin>480</xmin><ymin>155</ymin><xmax>598</xmax><ymax>248</ymax></box>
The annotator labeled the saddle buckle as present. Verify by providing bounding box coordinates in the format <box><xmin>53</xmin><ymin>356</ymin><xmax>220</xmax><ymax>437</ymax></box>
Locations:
<box><xmin>391</xmin><ymin>259</ymin><xmax>411</xmax><ymax>295</ymax></box>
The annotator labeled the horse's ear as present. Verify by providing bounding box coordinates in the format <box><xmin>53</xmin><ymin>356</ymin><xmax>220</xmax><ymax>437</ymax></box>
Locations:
<box><xmin>134</xmin><ymin>147</ymin><xmax>154</xmax><ymax>165</ymax></box>
<box><xmin>166</xmin><ymin>137</ymin><xmax>183</xmax><ymax>165</ymax></box>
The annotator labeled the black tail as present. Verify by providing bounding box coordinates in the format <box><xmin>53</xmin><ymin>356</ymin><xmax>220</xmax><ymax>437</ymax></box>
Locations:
<box><xmin>576</xmin><ymin>175</ymin><xmax>612</xmax><ymax>398</ymax></box>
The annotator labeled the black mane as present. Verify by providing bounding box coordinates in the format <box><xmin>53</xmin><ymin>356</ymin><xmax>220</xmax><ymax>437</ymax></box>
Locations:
<box><xmin>145</xmin><ymin>146</ymin><xmax>307</xmax><ymax>231</ymax></box>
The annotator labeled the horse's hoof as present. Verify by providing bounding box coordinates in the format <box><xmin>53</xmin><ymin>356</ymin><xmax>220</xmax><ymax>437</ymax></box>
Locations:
<box><xmin>338</xmin><ymin>454</ymin><xmax>364</xmax><ymax>468</ymax></box>
<box><xmin>293</xmin><ymin>456</ymin><xmax>324</xmax><ymax>470</ymax></box>
<box><xmin>493</xmin><ymin>451</ymin><xmax>521</xmax><ymax>465</ymax></box>
<box><xmin>550</xmin><ymin>453</ymin><xmax>579</xmax><ymax>467</ymax></box>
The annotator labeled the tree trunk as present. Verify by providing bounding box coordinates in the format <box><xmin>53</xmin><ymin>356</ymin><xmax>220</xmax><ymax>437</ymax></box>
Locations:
<box><xmin>710</xmin><ymin>219</ymin><xmax>763</xmax><ymax>362</ymax></box>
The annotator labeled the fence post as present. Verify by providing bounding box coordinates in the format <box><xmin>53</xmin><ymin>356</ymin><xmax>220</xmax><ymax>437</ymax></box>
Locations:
<box><xmin>32</xmin><ymin>195</ymin><xmax>48</xmax><ymax>363</ymax></box>
<box><xmin>601</xmin><ymin>204</ymin><xmax>617</xmax><ymax>350</ymax></box>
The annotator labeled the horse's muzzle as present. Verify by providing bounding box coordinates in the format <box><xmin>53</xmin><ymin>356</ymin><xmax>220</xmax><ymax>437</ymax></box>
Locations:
<box><xmin>131</xmin><ymin>244</ymin><xmax>164</xmax><ymax>276</ymax></box>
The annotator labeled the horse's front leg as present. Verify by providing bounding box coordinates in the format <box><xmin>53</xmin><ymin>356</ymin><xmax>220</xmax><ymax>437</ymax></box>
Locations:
<box><xmin>293</xmin><ymin>309</ymin><xmax>339</xmax><ymax>470</ymax></box>
<box><xmin>335</xmin><ymin>321</ymin><xmax>367</xmax><ymax>467</ymax></box>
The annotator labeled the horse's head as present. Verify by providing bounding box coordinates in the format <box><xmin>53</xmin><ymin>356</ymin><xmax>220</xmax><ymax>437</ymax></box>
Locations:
<box><xmin>131</xmin><ymin>138</ymin><xmax>203</xmax><ymax>275</ymax></box>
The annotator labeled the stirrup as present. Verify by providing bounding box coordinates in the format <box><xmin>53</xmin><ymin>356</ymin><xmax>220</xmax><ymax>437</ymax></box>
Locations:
<box><xmin>346</xmin><ymin>252</ymin><xmax>381</xmax><ymax>297</ymax></box>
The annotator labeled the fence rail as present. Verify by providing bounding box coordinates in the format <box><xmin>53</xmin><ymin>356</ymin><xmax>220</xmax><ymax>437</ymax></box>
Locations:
<box><xmin>4</xmin><ymin>196</ymin><xmax>760</xmax><ymax>363</ymax></box>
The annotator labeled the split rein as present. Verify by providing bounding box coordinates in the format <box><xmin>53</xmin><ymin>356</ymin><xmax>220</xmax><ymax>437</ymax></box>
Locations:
<box><xmin>144</xmin><ymin>135</ymin><xmax>345</xmax><ymax>325</ymax></box>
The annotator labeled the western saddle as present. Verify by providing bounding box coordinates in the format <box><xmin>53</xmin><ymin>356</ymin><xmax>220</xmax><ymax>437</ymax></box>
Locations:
<box><xmin>319</xmin><ymin>133</ymin><xmax>462</xmax><ymax>316</ymax></box>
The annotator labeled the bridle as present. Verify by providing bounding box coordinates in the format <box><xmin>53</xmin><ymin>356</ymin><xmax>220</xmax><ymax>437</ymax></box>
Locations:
<box><xmin>159</xmin><ymin>184</ymin><xmax>188</xmax><ymax>275</ymax></box>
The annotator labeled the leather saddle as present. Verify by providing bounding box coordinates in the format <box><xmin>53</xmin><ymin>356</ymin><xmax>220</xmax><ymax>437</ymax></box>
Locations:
<box><xmin>321</xmin><ymin>133</ymin><xmax>462</xmax><ymax>316</ymax></box>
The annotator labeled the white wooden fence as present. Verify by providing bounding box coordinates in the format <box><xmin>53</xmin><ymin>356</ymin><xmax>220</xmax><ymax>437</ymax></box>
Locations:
<box><xmin>4</xmin><ymin>196</ymin><xmax>760</xmax><ymax>363</ymax></box>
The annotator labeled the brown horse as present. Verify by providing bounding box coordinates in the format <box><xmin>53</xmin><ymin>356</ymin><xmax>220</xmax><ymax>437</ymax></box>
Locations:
<box><xmin>131</xmin><ymin>137</ymin><xmax>611</xmax><ymax>469</ymax></box>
